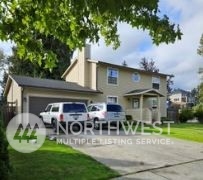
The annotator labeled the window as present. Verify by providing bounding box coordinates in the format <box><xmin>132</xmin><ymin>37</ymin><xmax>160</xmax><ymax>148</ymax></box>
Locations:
<box><xmin>107</xmin><ymin>67</ymin><xmax>118</xmax><ymax>85</ymax></box>
<box><xmin>132</xmin><ymin>98</ymin><xmax>139</xmax><ymax>109</ymax></box>
<box><xmin>132</xmin><ymin>72</ymin><xmax>140</xmax><ymax>82</ymax></box>
<box><xmin>51</xmin><ymin>105</ymin><xmax>59</xmax><ymax>112</ymax></box>
<box><xmin>152</xmin><ymin>77</ymin><xmax>160</xmax><ymax>89</ymax></box>
<box><xmin>107</xmin><ymin>104</ymin><xmax>123</xmax><ymax>112</ymax></box>
<box><xmin>91</xmin><ymin>105</ymin><xmax>103</xmax><ymax>111</ymax></box>
<box><xmin>63</xmin><ymin>104</ymin><xmax>86</xmax><ymax>113</ymax></box>
<box><xmin>45</xmin><ymin>104</ymin><xmax>52</xmax><ymax>112</ymax></box>
<box><xmin>152</xmin><ymin>98</ymin><xmax>158</xmax><ymax>108</ymax></box>
<box><xmin>107</xmin><ymin>96</ymin><xmax>118</xmax><ymax>104</ymax></box>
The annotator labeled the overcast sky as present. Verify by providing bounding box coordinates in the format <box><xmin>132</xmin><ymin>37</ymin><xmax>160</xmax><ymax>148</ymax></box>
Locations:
<box><xmin>90</xmin><ymin>0</ymin><xmax>203</xmax><ymax>91</ymax></box>
<box><xmin>1</xmin><ymin>0</ymin><xmax>203</xmax><ymax>91</ymax></box>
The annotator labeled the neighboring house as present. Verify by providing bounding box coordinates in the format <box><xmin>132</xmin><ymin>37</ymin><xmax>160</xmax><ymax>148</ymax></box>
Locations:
<box><xmin>4</xmin><ymin>45</ymin><xmax>168</xmax><ymax>123</ymax></box>
<box><xmin>169</xmin><ymin>89</ymin><xmax>194</xmax><ymax>108</ymax></box>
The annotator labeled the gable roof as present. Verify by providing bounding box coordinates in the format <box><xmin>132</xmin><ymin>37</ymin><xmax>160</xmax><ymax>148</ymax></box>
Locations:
<box><xmin>98</xmin><ymin>61</ymin><xmax>168</xmax><ymax>77</ymax></box>
<box><xmin>61</xmin><ymin>58</ymin><xmax>169</xmax><ymax>79</ymax></box>
<box><xmin>4</xmin><ymin>75</ymin><xmax>101</xmax><ymax>96</ymax></box>
<box><xmin>124</xmin><ymin>88</ymin><xmax>164</xmax><ymax>97</ymax></box>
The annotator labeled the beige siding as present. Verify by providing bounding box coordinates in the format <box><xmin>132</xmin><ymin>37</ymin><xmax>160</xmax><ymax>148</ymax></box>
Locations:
<box><xmin>63</xmin><ymin>45</ymin><xmax>97</xmax><ymax>90</ymax></box>
<box><xmin>88</xmin><ymin>62</ymin><xmax>97</xmax><ymax>90</ymax></box>
<box><xmin>7</xmin><ymin>80</ymin><xmax>22</xmax><ymax>113</ymax></box>
<box><xmin>65</xmin><ymin>60</ymin><xmax>97</xmax><ymax>90</ymax></box>
<box><xmin>93</xmin><ymin>64</ymin><xmax>167</xmax><ymax>117</ymax></box>
<box><xmin>65</xmin><ymin>62</ymin><xmax>79</xmax><ymax>83</ymax></box>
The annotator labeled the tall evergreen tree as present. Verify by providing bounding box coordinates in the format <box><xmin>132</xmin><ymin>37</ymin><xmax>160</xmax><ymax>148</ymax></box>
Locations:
<box><xmin>139</xmin><ymin>57</ymin><xmax>159</xmax><ymax>73</ymax></box>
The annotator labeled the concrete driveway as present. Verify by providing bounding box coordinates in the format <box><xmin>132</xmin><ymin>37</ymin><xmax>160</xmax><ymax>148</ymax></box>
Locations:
<box><xmin>48</xmin><ymin>128</ymin><xmax>203</xmax><ymax>179</ymax></box>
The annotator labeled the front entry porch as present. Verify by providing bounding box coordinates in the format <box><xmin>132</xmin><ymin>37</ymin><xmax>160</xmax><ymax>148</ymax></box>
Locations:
<box><xmin>124</xmin><ymin>89</ymin><xmax>164</xmax><ymax>124</ymax></box>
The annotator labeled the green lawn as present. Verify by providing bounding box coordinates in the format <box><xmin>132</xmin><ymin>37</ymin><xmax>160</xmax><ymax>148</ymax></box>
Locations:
<box><xmin>9</xmin><ymin>140</ymin><xmax>119</xmax><ymax>180</ymax></box>
<box><xmin>129</xmin><ymin>122</ymin><xmax>203</xmax><ymax>143</ymax></box>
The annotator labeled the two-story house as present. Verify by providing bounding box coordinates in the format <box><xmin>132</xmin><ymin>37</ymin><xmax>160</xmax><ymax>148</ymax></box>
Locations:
<box><xmin>4</xmin><ymin>45</ymin><xmax>167</xmax><ymax>123</ymax></box>
<box><xmin>169</xmin><ymin>89</ymin><xmax>194</xmax><ymax>108</ymax></box>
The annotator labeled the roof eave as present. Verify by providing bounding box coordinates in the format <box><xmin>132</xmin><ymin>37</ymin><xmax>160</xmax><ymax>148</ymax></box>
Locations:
<box><xmin>21</xmin><ymin>85</ymin><xmax>103</xmax><ymax>94</ymax></box>
<box><xmin>124</xmin><ymin>89</ymin><xmax>165</xmax><ymax>97</ymax></box>
<box><xmin>61</xmin><ymin>59</ymin><xmax>78</xmax><ymax>79</ymax></box>
<box><xmin>98</xmin><ymin>61</ymin><xmax>169</xmax><ymax>77</ymax></box>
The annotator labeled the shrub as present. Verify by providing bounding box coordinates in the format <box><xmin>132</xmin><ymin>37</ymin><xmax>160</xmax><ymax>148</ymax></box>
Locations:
<box><xmin>126</xmin><ymin>115</ymin><xmax>133</xmax><ymax>121</ymax></box>
<box><xmin>0</xmin><ymin>119</ymin><xmax>11</xmax><ymax>180</ymax></box>
<box><xmin>193</xmin><ymin>104</ymin><xmax>203</xmax><ymax>123</ymax></box>
<box><xmin>179</xmin><ymin>108</ymin><xmax>194</xmax><ymax>123</ymax></box>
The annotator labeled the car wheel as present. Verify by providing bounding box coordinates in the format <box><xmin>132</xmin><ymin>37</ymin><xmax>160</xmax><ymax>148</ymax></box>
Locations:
<box><xmin>40</xmin><ymin>116</ymin><xmax>46</xmax><ymax>125</ymax></box>
<box><xmin>52</xmin><ymin>119</ymin><xmax>57</xmax><ymax>133</ymax></box>
<box><xmin>94</xmin><ymin>118</ymin><xmax>100</xmax><ymax>130</ymax></box>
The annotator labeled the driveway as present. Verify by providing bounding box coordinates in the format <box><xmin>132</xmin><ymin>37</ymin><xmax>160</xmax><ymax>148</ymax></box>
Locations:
<box><xmin>47</xmin><ymin>128</ymin><xmax>203</xmax><ymax>179</ymax></box>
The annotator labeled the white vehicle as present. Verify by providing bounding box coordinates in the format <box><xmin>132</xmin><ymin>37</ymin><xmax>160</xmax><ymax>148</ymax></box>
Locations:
<box><xmin>87</xmin><ymin>103</ymin><xmax>126</xmax><ymax>129</ymax></box>
<box><xmin>39</xmin><ymin>102</ymin><xmax>89</xmax><ymax>131</ymax></box>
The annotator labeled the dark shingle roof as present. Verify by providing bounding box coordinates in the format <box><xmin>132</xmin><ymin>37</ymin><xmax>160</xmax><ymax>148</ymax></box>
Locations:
<box><xmin>98</xmin><ymin>61</ymin><xmax>169</xmax><ymax>77</ymax></box>
<box><xmin>11</xmin><ymin>75</ymin><xmax>101</xmax><ymax>94</ymax></box>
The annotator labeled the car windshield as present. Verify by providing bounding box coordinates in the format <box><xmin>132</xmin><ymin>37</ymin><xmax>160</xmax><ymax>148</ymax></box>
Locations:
<box><xmin>107</xmin><ymin>105</ymin><xmax>123</xmax><ymax>112</ymax></box>
<box><xmin>63</xmin><ymin>104</ymin><xmax>86</xmax><ymax>113</ymax></box>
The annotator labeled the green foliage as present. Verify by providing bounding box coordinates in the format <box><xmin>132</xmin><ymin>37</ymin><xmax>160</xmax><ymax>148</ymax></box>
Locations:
<box><xmin>0</xmin><ymin>0</ymin><xmax>182</xmax><ymax>69</ymax></box>
<box><xmin>0</xmin><ymin>119</ymin><xmax>11</xmax><ymax>180</ymax></box>
<box><xmin>7</xmin><ymin>44</ymin><xmax>72</xmax><ymax>79</ymax></box>
<box><xmin>198</xmin><ymin>83</ymin><xmax>203</xmax><ymax>103</ymax></box>
<box><xmin>126</xmin><ymin>115</ymin><xmax>133</xmax><ymax>121</ymax></box>
<box><xmin>179</xmin><ymin>108</ymin><xmax>194</xmax><ymax>123</ymax></box>
<box><xmin>193</xmin><ymin>104</ymin><xmax>203</xmax><ymax>123</ymax></box>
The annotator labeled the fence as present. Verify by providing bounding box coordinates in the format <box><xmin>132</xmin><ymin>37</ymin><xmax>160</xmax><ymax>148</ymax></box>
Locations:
<box><xmin>0</xmin><ymin>101</ymin><xmax>17</xmax><ymax>127</ymax></box>
<box><xmin>167</xmin><ymin>107</ymin><xmax>179</xmax><ymax>123</ymax></box>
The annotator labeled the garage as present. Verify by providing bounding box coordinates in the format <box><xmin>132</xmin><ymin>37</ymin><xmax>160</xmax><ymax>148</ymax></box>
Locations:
<box><xmin>29</xmin><ymin>96</ymin><xmax>88</xmax><ymax>116</ymax></box>
<box><xmin>4</xmin><ymin>75</ymin><xmax>101</xmax><ymax>115</ymax></box>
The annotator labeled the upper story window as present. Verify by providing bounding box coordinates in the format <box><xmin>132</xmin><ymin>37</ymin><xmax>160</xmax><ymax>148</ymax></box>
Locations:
<box><xmin>132</xmin><ymin>72</ymin><xmax>141</xmax><ymax>82</ymax></box>
<box><xmin>107</xmin><ymin>67</ymin><xmax>118</xmax><ymax>85</ymax></box>
<box><xmin>152</xmin><ymin>76</ymin><xmax>160</xmax><ymax>89</ymax></box>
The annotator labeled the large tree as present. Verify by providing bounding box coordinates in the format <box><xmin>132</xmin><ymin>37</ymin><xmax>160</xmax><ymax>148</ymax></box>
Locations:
<box><xmin>139</xmin><ymin>57</ymin><xmax>159</xmax><ymax>73</ymax></box>
<box><xmin>8</xmin><ymin>38</ymin><xmax>72</xmax><ymax>79</ymax></box>
<box><xmin>197</xmin><ymin>34</ymin><xmax>203</xmax><ymax>56</ymax></box>
<box><xmin>0</xmin><ymin>50</ymin><xmax>8</xmax><ymax>95</ymax></box>
<box><xmin>0</xmin><ymin>1</ymin><xmax>182</xmax><ymax>69</ymax></box>
<box><xmin>139</xmin><ymin>57</ymin><xmax>174</xmax><ymax>93</ymax></box>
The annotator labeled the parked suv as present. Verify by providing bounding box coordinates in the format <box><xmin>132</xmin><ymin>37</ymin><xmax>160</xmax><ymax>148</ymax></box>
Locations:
<box><xmin>39</xmin><ymin>102</ymin><xmax>89</xmax><ymax>131</ymax></box>
<box><xmin>87</xmin><ymin>103</ymin><xmax>126</xmax><ymax>129</ymax></box>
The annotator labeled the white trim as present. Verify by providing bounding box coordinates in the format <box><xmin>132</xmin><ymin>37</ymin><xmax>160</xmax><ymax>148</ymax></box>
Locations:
<box><xmin>107</xmin><ymin>95</ymin><xmax>118</xmax><ymax>104</ymax></box>
<box><xmin>107</xmin><ymin>67</ymin><xmax>119</xmax><ymax>86</ymax></box>
<box><xmin>61</xmin><ymin>59</ymin><xmax>78</xmax><ymax>78</ymax></box>
<box><xmin>124</xmin><ymin>89</ymin><xmax>164</xmax><ymax>97</ymax></box>
<box><xmin>87</xmin><ymin>59</ymin><xmax>99</xmax><ymax>63</ymax></box>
